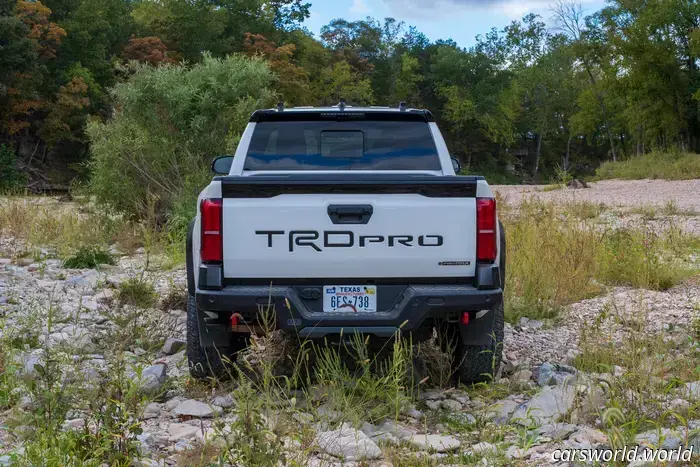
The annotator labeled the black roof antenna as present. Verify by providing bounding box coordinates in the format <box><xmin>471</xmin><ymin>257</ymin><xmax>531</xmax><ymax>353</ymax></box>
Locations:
<box><xmin>338</xmin><ymin>97</ymin><xmax>346</xmax><ymax>111</ymax></box>
<box><xmin>399</xmin><ymin>101</ymin><xmax>407</xmax><ymax>111</ymax></box>
<box><xmin>276</xmin><ymin>101</ymin><xmax>284</xmax><ymax>112</ymax></box>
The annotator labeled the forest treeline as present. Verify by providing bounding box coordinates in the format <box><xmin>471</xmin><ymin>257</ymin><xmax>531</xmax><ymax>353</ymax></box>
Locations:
<box><xmin>1</xmin><ymin>0</ymin><xmax>700</xmax><ymax>187</ymax></box>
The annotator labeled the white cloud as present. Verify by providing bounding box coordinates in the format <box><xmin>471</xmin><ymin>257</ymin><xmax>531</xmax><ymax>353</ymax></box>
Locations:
<box><xmin>496</xmin><ymin>0</ymin><xmax>550</xmax><ymax>19</ymax></box>
<box><xmin>382</xmin><ymin>0</ymin><xmax>599</xmax><ymax>22</ymax></box>
<box><xmin>350</xmin><ymin>0</ymin><xmax>372</xmax><ymax>14</ymax></box>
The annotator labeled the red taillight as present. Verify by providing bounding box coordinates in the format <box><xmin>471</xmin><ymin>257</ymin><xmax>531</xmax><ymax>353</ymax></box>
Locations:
<box><xmin>200</xmin><ymin>198</ymin><xmax>222</xmax><ymax>263</ymax></box>
<box><xmin>476</xmin><ymin>197</ymin><xmax>496</xmax><ymax>263</ymax></box>
<box><xmin>461</xmin><ymin>311</ymin><xmax>470</xmax><ymax>325</ymax></box>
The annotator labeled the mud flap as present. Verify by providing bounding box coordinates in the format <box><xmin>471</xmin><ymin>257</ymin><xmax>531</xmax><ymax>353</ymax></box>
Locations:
<box><xmin>197</xmin><ymin>309</ymin><xmax>231</xmax><ymax>348</ymax></box>
<box><xmin>460</xmin><ymin>308</ymin><xmax>497</xmax><ymax>346</ymax></box>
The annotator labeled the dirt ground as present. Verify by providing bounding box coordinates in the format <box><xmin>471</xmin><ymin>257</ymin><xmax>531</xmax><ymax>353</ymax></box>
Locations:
<box><xmin>493</xmin><ymin>179</ymin><xmax>700</xmax><ymax>211</ymax></box>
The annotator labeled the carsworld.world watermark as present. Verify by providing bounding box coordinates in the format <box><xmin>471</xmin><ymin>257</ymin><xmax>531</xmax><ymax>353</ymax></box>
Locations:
<box><xmin>552</xmin><ymin>446</ymin><xmax>694</xmax><ymax>463</ymax></box>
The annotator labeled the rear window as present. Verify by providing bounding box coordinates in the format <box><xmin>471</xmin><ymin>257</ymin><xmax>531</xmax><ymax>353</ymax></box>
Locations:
<box><xmin>244</xmin><ymin>121</ymin><xmax>441</xmax><ymax>170</ymax></box>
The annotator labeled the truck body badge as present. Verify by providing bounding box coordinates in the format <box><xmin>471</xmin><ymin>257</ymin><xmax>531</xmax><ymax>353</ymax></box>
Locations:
<box><xmin>438</xmin><ymin>261</ymin><xmax>471</xmax><ymax>266</ymax></box>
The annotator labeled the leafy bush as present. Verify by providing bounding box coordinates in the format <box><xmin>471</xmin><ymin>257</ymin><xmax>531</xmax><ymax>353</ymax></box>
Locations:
<box><xmin>63</xmin><ymin>245</ymin><xmax>115</xmax><ymax>269</ymax></box>
<box><xmin>595</xmin><ymin>150</ymin><xmax>700</xmax><ymax>180</ymax></box>
<box><xmin>117</xmin><ymin>277</ymin><xmax>158</xmax><ymax>308</ymax></box>
<box><xmin>0</xmin><ymin>144</ymin><xmax>27</xmax><ymax>192</ymax></box>
<box><xmin>88</xmin><ymin>54</ymin><xmax>275</xmax><ymax>228</ymax></box>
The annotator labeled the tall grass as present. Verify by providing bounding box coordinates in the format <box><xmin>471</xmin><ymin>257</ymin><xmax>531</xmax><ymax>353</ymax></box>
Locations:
<box><xmin>595</xmin><ymin>150</ymin><xmax>700</xmax><ymax>180</ymax></box>
<box><xmin>503</xmin><ymin>200</ymin><xmax>602</xmax><ymax>320</ymax></box>
<box><xmin>502</xmin><ymin>199</ymin><xmax>699</xmax><ymax>321</ymax></box>
<box><xmin>0</xmin><ymin>197</ymin><xmax>133</xmax><ymax>257</ymax></box>
<box><xmin>0</xmin><ymin>196</ymin><xmax>184</xmax><ymax>266</ymax></box>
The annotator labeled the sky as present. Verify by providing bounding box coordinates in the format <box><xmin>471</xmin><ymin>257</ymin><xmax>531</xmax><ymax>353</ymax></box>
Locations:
<box><xmin>305</xmin><ymin>0</ymin><xmax>607</xmax><ymax>48</ymax></box>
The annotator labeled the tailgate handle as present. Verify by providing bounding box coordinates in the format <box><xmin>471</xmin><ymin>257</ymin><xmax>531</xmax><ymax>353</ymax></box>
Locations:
<box><xmin>327</xmin><ymin>204</ymin><xmax>373</xmax><ymax>224</ymax></box>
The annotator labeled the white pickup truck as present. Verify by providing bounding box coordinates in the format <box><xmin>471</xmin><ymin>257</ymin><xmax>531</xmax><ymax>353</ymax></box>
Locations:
<box><xmin>186</xmin><ymin>103</ymin><xmax>506</xmax><ymax>383</ymax></box>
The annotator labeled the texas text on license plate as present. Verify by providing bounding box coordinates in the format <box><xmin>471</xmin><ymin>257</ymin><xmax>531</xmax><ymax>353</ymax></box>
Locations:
<box><xmin>323</xmin><ymin>285</ymin><xmax>377</xmax><ymax>312</ymax></box>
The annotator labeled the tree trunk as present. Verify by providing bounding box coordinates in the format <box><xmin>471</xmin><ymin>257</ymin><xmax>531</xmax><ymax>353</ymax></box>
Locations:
<box><xmin>620</xmin><ymin>132</ymin><xmax>626</xmax><ymax>156</ymax></box>
<box><xmin>636</xmin><ymin>124</ymin><xmax>642</xmax><ymax>156</ymax></box>
<box><xmin>27</xmin><ymin>140</ymin><xmax>41</xmax><ymax>167</ymax></box>
<box><xmin>564</xmin><ymin>134</ymin><xmax>572</xmax><ymax>170</ymax></box>
<box><xmin>534</xmin><ymin>132</ymin><xmax>542</xmax><ymax>175</ymax></box>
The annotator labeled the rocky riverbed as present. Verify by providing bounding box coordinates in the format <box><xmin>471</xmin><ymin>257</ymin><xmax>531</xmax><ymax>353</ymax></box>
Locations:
<box><xmin>1</xmin><ymin>184</ymin><xmax>699</xmax><ymax>466</ymax></box>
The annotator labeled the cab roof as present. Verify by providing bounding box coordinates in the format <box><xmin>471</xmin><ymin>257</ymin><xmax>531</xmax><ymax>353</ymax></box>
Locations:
<box><xmin>250</xmin><ymin>104</ymin><xmax>435</xmax><ymax>123</ymax></box>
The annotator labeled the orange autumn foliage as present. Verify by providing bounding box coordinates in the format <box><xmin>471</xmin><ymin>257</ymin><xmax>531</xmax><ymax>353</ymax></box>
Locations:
<box><xmin>243</xmin><ymin>33</ymin><xmax>310</xmax><ymax>105</ymax></box>
<box><xmin>122</xmin><ymin>36</ymin><xmax>180</xmax><ymax>65</ymax></box>
<box><xmin>16</xmin><ymin>0</ymin><xmax>66</xmax><ymax>60</ymax></box>
<box><xmin>40</xmin><ymin>77</ymin><xmax>90</xmax><ymax>146</ymax></box>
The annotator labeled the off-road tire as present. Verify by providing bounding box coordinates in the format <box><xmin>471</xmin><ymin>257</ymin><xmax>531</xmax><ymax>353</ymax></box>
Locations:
<box><xmin>444</xmin><ymin>221</ymin><xmax>507</xmax><ymax>384</ymax></box>
<box><xmin>452</xmin><ymin>302</ymin><xmax>505</xmax><ymax>384</ymax></box>
<box><xmin>186</xmin><ymin>294</ymin><xmax>246</xmax><ymax>379</ymax></box>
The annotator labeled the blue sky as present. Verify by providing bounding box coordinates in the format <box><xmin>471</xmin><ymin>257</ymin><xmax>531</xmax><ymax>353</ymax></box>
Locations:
<box><xmin>305</xmin><ymin>0</ymin><xmax>607</xmax><ymax>48</ymax></box>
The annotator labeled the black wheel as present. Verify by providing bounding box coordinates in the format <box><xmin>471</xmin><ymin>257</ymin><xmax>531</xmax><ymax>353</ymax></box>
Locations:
<box><xmin>186</xmin><ymin>294</ymin><xmax>247</xmax><ymax>379</ymax></box>
<box><xmin>438</xmin><ymin>222</ymin><xmax>506</xmax><ymax>384</ymax></box>
<box><xmin>452</xmin><ymin>303</ymin><xmax>505</xmax><ymax>384</ymax></box>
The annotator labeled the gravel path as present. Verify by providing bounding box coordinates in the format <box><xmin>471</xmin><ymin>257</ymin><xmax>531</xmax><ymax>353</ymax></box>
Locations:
<box><xmin>493</xmin><ymin>179</ymin><xmax>700</xmax><ymax>211</ymax></box>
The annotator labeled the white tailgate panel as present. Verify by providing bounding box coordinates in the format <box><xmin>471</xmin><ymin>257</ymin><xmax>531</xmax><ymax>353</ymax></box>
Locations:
<box><xmin>222</xmin><ymin>194</ymin><xmax>476</xmax><ymax>278</ymax></box>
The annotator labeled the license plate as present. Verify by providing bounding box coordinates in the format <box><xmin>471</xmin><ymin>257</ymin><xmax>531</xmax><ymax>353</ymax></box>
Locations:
<box><xmin>323</xmin><ymin>285</ymin><xmax>377</xmax><ymax>312</ymax></box>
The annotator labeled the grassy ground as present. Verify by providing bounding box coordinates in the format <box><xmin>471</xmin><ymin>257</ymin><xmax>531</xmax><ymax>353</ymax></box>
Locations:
<box><xmin>500</xmin><ymin>198</ymin><xmax>699</xmax><ymax>321</ymax></box>
<box><xmin>595</xmin><ymin>150</ymin><xmax>700</xmax><ymax>181</ymax></box>
<box><xmin>0</xmin><ymin>195</ymin><xmax>183</xmax><ymax>268</ymax></box>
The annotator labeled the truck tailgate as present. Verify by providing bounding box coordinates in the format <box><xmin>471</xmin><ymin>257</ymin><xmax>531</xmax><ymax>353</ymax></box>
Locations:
<box><xmin>219</xmin><ymin>175</ymin><xmax>479</xmax><ymax>279</ymax></box>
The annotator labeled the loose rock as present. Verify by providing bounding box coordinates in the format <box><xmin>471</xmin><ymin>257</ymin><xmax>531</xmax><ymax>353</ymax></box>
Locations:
<box><xmin>162</xmin><ymin>338</ymin><xmax>186</xmax><ymax>355</ymax></box>
<box><xmin>315</xmin><ymin>423</ymin><xmax>383</xmax><ymax>461</ymax></box>
<box><xmin>407</xmin><ymin>434</ymin><xmax>461</xmax><ymax>452</ymax></box>
<box><xmin>173</xmin><ymin>399</ymin><xmax>221</xmax><ymax>418</ymax></box>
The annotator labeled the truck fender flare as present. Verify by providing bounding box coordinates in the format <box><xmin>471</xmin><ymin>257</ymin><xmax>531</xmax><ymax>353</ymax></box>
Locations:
<box><xmin>186</xmin><ymin>218</ymin><xmax>196</xmax><ymax>295</ymax></box>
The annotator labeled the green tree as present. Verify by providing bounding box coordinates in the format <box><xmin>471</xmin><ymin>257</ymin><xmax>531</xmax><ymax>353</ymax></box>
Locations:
<box><xmin>393</xmin><ymin>52</ymin><xmax>422</xmax><ymax>105</ymax></box>
<box><xmin>599</xmin><ymin>0</ymin><xmax>700</xmax><ymax>152</ymax></box>
<box><xmin>432</xmin><ymin>43</ymin><xmax>519</xmax><ymax>167</ymax></box>
<box><xmin>314</xmin><ymin>60</ymin><xmax>373</xmax><ymax>106</ymax></box>
<box><xmin>0</xmin><ymin>2</ymin><xmax>39</xmax><ymax>139</ymax></box>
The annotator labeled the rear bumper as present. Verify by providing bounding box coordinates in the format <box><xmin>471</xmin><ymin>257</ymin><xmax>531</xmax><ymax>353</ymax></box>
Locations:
<box><xmin>195</xmin><ymin>283</ymin><xmax>502</xmax><ymax>346</ymax></box>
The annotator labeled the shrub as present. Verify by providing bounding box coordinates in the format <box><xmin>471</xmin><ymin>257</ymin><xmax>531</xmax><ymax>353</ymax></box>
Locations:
<box><xmin>63</xmin><ymin>245</ymin><xmax>115</xmax><ymax>269</ymax></box>
<box><xmin>159</xmin><ymin>286</ymin><xmax>187</xmax><ymax>311</ymax></box>
<box><xmin>88</xmin><ymin>54</ymin><xmax>275</xmax><ymax>227</ymax></box>
<box><xmin>117</xmin><ymin>277</ymin><xmax>157</xmax><ymax>308</ymax></box>
<box><xmin>595</xmin><ymin>149</ymin><xmax>700</xmax><ymax>180</ymax></box>
<box><xmin>0</xmin><ymin>144</ymin><xmax>27</xmax><ymax>192</ymax></box>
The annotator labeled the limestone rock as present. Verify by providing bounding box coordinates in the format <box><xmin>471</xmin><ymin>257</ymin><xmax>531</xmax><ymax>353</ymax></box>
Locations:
<box><xmin>407</xmin><ymin>434</ymin><xmax>461</xmax><ymax>452</ymax></box>
<box><xmin>315</xmin><ymin>423</ymin><xmax>383</xmax><ymax>461</ymax></box>
<box><xmin>512</xmin><ymin>385</ymin><xmax>575</xmax><ymax>425</ymax></box>
<box><xmin>173</xmin><ymin>399</ymin><xmax>221</xmax><ymax>418</ymax></box>
<box><xmin>167</xmin><ymin>423</ymin><xmax>199</xmax><ymax>441</ymax></box>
